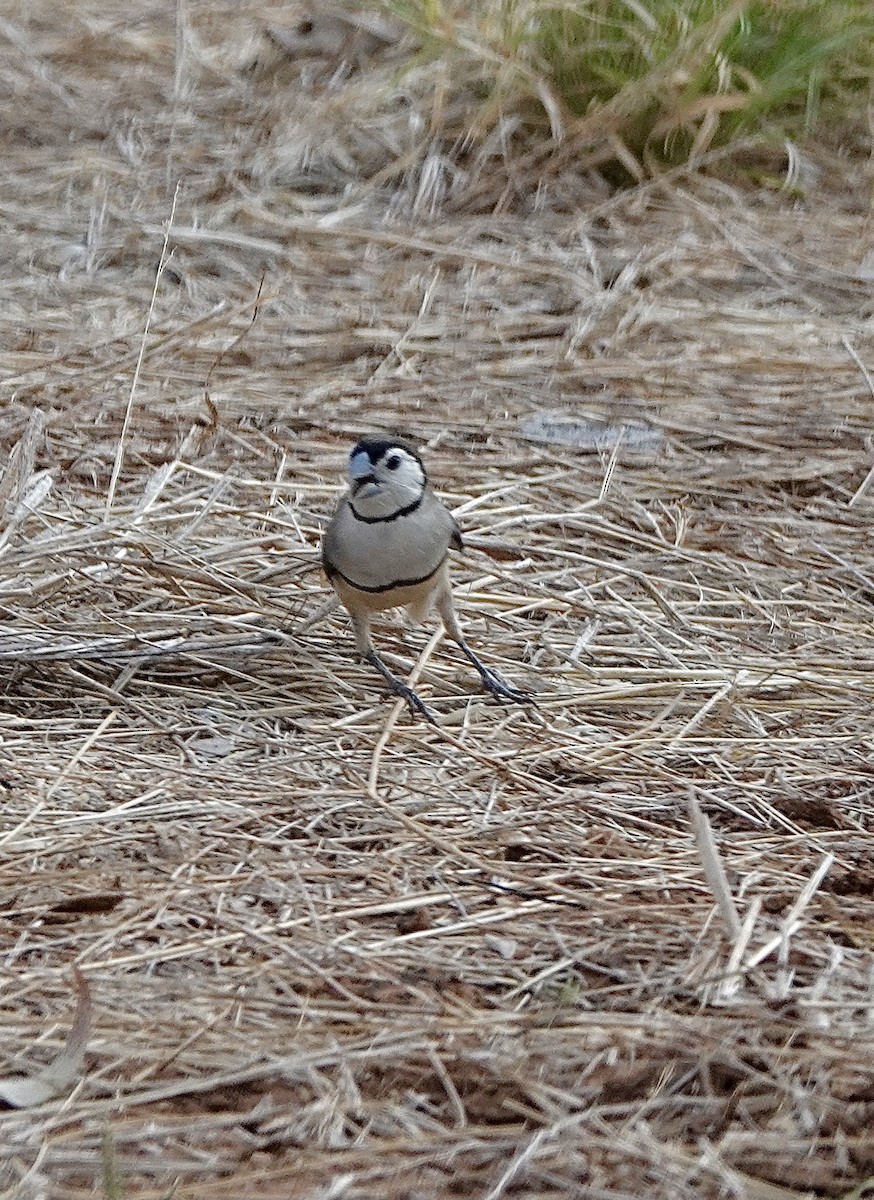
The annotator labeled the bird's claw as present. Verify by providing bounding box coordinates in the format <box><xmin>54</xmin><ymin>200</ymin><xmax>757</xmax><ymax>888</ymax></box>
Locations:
<box><xmin>392</xmin><ymin>680</ymin><xmax>436</xmax><ymax>724</ymax></box>
<box><xmin>477</xmin><ymin>667</ymin><xmax>536</xmax><ymax>707</ymax></box>
<box><xmin>365</xmin><ymin>651</ymin><xmax>436</xmax><ymax>723</ymax></box>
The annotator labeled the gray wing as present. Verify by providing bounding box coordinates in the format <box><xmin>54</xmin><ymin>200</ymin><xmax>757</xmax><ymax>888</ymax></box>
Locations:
<box><xmin>422</xmin><ymin>489</ymin><xmax>463</xmax><ymax>553</ymax></box>
<box><xmin>321</xmin><ymin>499</ymin><xmax>347</xmax><ymax>579</ymax></box>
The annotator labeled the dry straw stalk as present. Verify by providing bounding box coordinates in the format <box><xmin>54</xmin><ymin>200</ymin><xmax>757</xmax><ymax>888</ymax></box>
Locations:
<box><xmin>0</xmin><ymin>3</ymin><xmax>872</xmax><ymax>1198</ymax></box>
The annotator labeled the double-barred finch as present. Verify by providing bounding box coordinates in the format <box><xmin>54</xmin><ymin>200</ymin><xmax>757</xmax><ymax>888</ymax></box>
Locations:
<box><xmin>322</xmin><ymin>438</ymin><xmax>532</xmax><ymax>721</ymax></box>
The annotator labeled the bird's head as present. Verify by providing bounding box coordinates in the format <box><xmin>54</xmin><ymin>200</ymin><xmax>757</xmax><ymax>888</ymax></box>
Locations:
<box><xmin>346</xmin><ymin>439</ymin><xmax>427</xmax><ymax>520</ymax></box>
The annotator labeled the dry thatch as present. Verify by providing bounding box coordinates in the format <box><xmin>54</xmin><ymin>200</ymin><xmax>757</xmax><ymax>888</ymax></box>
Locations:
<box><xmin>1</xmin><ymin>3</ymin><xmax>873</xmax><ymax>1198</ymax></box>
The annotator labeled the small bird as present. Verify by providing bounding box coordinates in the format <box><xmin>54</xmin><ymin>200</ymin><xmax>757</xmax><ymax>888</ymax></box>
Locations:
<box><xmin>321</xmin><ymin>437</ymin><xmax>532</xmax><ymax>720</ymax></box>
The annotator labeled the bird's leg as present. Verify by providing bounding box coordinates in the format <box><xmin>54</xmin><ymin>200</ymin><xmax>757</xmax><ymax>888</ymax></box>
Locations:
<box><xmin>456</xmin><ymin>640</ymin><xmax>534</xmax><ymax>705</ymax></box>
<box><xmin>436</xmin><ymin>591</ymin><xmax>534</xmax><ymax>707</ymax></box>
<box><xmin>363</xmin><ymin>649</ymin><xmax>435</xmax><ymax>723</ymax></box>
<box><xmin>352</xmin><ymin>613</ymin><xmax>435</xmax><ymax>723</ymax></box>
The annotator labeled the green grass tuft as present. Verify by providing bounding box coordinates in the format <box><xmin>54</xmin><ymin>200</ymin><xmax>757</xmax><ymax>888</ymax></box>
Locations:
<box><xmin>375</xmin><ymin>0</ymin><xmax>874</xmax><ymax>179</ymax></box>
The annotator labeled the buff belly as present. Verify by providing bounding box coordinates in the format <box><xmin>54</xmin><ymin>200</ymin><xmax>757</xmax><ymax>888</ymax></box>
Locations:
<box><xmin>332</xmin><ymin>560</ymin><xmax>449</xmax><ymax>623</ymax></box>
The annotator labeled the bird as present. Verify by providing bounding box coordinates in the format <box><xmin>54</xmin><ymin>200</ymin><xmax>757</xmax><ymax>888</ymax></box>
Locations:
<box><xmin>321</xmin><ymin>437</ymin><xmax>532</xmax><ymax>721</ymax></box>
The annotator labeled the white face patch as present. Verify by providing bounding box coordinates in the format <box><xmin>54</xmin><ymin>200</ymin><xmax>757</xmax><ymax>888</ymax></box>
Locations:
<box><xmin>346</xmin><ymin>444</ymin><xmax>426</xmax><ymax>520</ymax></box>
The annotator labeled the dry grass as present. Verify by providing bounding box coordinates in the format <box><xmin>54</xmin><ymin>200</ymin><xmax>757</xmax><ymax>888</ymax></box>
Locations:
<box><xmin>1</xmin><ymin>2</ymin><xmax>873</xmax><ymax>1198</ymax></box>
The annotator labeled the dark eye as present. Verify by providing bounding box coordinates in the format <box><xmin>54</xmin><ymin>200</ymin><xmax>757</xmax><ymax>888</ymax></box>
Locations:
<box><xmin>386</xmin><ymin>454</ymin><xmax>402</xmax><ymax>471</ymax></box>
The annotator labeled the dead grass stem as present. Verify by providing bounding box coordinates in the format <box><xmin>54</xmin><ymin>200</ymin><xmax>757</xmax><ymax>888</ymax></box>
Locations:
<box><xmin>0</xmin><ymin>3</ymin><xmax>873</xmax><ymax>1198</ymax></box>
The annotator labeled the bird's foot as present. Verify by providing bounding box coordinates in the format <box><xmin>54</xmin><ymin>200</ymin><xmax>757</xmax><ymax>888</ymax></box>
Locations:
<box><xmin>364</xmin><ymin>651</ymin><xmax>436</xmax><ymax>723</ymax></box>
<box><xmin>476</xmin><ymin>665</ymin><xmax>535</xmax><ymax>707</ymax></box>
<box><xmin>459</xmin><ymin>642</ymin><xmax>535</xmax><ymax>707</ymax></box>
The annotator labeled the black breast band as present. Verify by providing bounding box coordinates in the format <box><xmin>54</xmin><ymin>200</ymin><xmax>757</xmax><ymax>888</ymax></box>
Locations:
<box><xmin>348</xmin><ymin>494</ymin><xmax>424</xmax><ymax>524</ymax></box>
<box><xmin>328</xmin><ymin>555</ymin><xmax>446</xmax><ymax>595</ymax></box>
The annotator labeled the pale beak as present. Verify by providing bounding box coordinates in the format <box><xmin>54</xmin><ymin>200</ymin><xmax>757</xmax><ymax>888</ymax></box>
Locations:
<box><xmin>349</xmin><ymin>451</ymin><xmax>380</xmax><ymax>497</ymax></box>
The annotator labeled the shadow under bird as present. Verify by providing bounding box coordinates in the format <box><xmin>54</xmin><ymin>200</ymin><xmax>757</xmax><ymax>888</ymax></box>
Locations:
<box><xmin>321</xmin><ymin>438</ymin><xmax>533</xmax><ymax>721</ymax></box>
